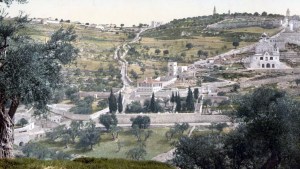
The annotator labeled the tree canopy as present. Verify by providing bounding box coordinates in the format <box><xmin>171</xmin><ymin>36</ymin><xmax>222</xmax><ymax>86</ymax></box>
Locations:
<box><xmin>174</xmin><ymin>87</ymin><xmax>300</xmax><ymax>168</ymax></box>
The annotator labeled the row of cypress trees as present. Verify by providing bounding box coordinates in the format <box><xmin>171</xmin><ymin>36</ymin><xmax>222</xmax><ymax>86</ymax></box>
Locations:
<box><xmin>170</xmin><ymin>87</ymin><xmax>200</xmax><ymax>112</ymax></box>
<box><xmin>108</xmin><ymin>89</ymin><xmax>123</xmax><ymax>113</ymax></box>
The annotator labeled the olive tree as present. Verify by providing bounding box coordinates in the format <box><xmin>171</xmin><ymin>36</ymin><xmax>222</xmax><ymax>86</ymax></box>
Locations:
<box><xmin>0</xmin><ymin>9</ymin><xmax>78</xmax><ymax>157</ymax></box>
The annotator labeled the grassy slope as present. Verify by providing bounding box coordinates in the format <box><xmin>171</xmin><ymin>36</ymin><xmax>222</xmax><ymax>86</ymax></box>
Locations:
<box><xmin>0</xmin><ymin>158</ymin><xmax>174</xmax><ymax>169</ymax></box>
<box><xmin>26</xmin><ymin>23</ymin><xmax>126</xmax><ymax>71</ymax></box>
<box><xmin>40</xmin><ymin>127</ymin><xmax>175</xmax><ymax>160</ymax></box>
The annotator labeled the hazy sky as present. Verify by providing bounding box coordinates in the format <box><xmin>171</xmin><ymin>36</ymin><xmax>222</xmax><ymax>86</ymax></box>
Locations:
<box><xmin>3</xmin><ymin>0</ymin><xmax>300</xmax><ymax>26</ymax></box>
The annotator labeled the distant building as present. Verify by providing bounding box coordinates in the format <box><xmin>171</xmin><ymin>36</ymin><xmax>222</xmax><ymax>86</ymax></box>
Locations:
<box><xmin>168</xmin><ymin>62</ymin><xmax>178</xmax><ymax>76</ymax></box>
<box><xmin>151</xmin><ymin>21</ymin><xmax>163</xmax><ymax>28</ymax></box>
<box><xmin>244</xmin><ymin>33</ymin><xmax>289</xmax><ymax>69</ymax></box>
<box><xmin>213</xmin><ymin>6</ymin><xmax>217</xmax><ymax>15</ymax></box>
<box><xmin>286</xmin><ymin>8</ymin><xmax>290</xmax><ymax>18</ymax></box>
<box><xmin>168</xmin><ymin>61</ymin><xmax>188</xmax><ymax>77</ymax></box>
<box><xmin>137</xmin><ymin>77</ymin><xmax>163</xmax><ymax>93</ymax></box>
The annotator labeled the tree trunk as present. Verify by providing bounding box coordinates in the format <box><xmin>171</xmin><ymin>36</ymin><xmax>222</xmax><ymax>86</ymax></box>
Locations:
<box><xmin>0</xmin><ymin>112</ymin><xmax>14</xmax><ymax>158</ymax></box>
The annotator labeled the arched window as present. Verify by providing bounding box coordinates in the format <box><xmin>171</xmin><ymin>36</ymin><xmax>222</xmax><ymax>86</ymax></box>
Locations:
<box><xmin>267</xmin><ymin>63</ymin><xmax>271</xmax><ymax>68</ymax></box>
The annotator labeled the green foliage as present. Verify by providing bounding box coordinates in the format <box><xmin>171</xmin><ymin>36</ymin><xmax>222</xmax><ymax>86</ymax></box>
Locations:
<box><xmin>118</xmin><ymin>92</ymin><xmax>123</xmax><ymax>113</ymax></box>
<box><xmin>76</xmin><ymin>120</ymin><xmax>101</xmax><ymax>150</ymax></box>
<box><xmin>232</xmin><ymin>83</ymin><xmax>240</xmax><ymax>92</ymax></box>
<box><xmin>154</xmin><ymin>49</ymin><xmax>161</xmax><ymax>55</ymax></box>
<box><xmin>174</xmin><ymin>134</ymin><xmax>225</xmax><ymax>169</ymax></box>
<box><xmin>185</xmin><ymin>87</ymin><xmax>195</xmax><ymax>112</ymax></box>
<box><xmin>17</xmin><ymin>118</ymin><xmax>28</xmax><ymax>127</ymax></box>
<box><xmin>193</xmin><ymin>88</ymin><xmax>199</xmax><ymax>100</ymax></box>
<box><xmin>149</xmin><ymin>93</ymin><xmax>158</xmax><ymax>113</ymax></box>
<box><xmin>175</xmin><ymin>93</ymin><xmax>181</xmax><ymax>112</ymax></box>
<box><xmin>165</xmin><ymin>123</ymin><xmax>189</xmax><ymax>141</ymax></box>
<box><xmin>52</xmin><ymin>89</ymin><xmax>65</xmax><ymax>103</ymax></box>
<box><xmin>174</xmin><ymin>87</ymin><xmax>300</xmax><ymax>168</ymax></box>
<box><xmin>163</xmin><ymin>50</ymin><xmax>169</xmax><ymax>55</ymax></box>
<box><xmin>0</xmin><ymin>17</ymin><xmax>78</xmax><ymax>119</ymax></box>
<box><xmin>99</xmin><ymin>113</ymin><xmax>118</xmax><ymax>131</ymax></box>
<box><xmin>170</xmin><ymin>92</ymin><xmax>175</xmax><ymax>103</ymax></box>
<box><xmin>185</xmin><ymin>43</ymin><xmax>193</xmax><ymax>50</ymax></box>
<box><xmin>70</xmin><ymin>96</ymin><xmax>94</xmax><ymax>114</ymax></box>
<box><xmin>108</xmin><ymin>89</ymin><xmax>117</xmax><ymax>113</ymax></box>
<box><xmin>0</xmin><ymin>158</ymin><xmax>174</xmax><ymax>169</ymax></box>
<box><xmin>295</xmin><ymin>79</ymin><xmax>300</xmax><ymax>86</ymax></box>
<box><xmin>126</xmin><ymin>146</ymin><xmax>147</xmax><ymax>161</ymax></box>
<box><xmin>130</xmin><ymin>69</ymin><xmax>139</xmax><ymax>80</ymax></box>
<box><xmin>65</xmin><ymin>87</ymin><xmax>79</xmax><ymax>102</ymax></box>
<box><xmin>143</xmin><ymin>99</ymin><xmax>164</xmax><ymax>113</ymax></box>
<box><xmin>22</xmin><ymin>142</ymin><xmax>71</xmax><ymax>160</ymax></box>
<box><xmin>97</xmin><ymin>99</ymin><xmax>108</xmax><ymax>110</ymax></box>
<box><xmin>232</xmin><ymin>40</ymin><xmax>240</xmax><ymax>49</ymax></box>
<box><xmin>68</xmin><ymin>120</ymin><xmax>83</xmax><ymax>143</ymax></box>
<box><xmin>131</xmin><ymin>116</ymin><xmax>151</xmax><ymax>129</ymax></box>
<box><xmin>217</xmin><ymin>91</ymin><xmax>226</xmax><ymax>96</ymax></box>
<box><xmin>197</xmin><ymin>50</ymin><xmax>208</xmax><ymax>59</ymax></box>
<box><xmin>125</xmin><ymin>101</ymin><xmax>143</xmax><ymax>113</ymax></box>
<box><xmin>46</xmin><ymin>125</ymin><xmax>66</xmax><ymax>142</ymax></box>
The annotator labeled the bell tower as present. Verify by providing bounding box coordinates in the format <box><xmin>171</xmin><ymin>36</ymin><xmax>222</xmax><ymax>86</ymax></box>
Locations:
<box><xmin>286</xmin><ymin>8</ymin><xmax>290</xmax><ymax>18</ymax></box>
<box><xmin>213</xmin><ymin>6</ymin><xmax>217</xmax><ymax>15</ymax></box>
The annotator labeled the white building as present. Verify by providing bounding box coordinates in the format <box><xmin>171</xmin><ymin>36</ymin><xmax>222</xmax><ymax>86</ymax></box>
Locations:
<box><xmin>168</xmin><ymin>61</ymin><xmax>188</xmax><ymax>76</ymax></box>
<box><xmin>137</xmin><ymin>77</ymin><xmax>163</xmax><ymax>94</ymax></box>
<box><xmin>151</xmin><ymin>21</ymin><xmax>163</xmax><ymax>28</ymax></box>
<box><xmin>244</xmin><ymin>33</ymin><xmax>289</xmax><ymax>69</ymax></box>
<box><xmin>168</xmin><ymin>62</ymin><xmax>178</xmax><ymax>76</ymax></box>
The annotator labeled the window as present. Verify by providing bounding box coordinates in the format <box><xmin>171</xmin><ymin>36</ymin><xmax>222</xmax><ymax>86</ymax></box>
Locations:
<box><xmin>270</xmin><ymin>57</ymin><xmax>273</xmax><ymax>60</ymax></box>
<box><xmin>267</xmin><ymin>63</ymin><xmax>270</xmax><ymax>68</ymax></box>
<box><xmin>272</xmin><ymin>64</ymin><xmax>275</xmax><ymax>68</ymax></box>
<box><xmin>262</xmin><ymin>64</ymin><xmax>265</xmax><ymax>68</ymax></box>
<box><xmin>265</xmin><ymin>57</ymin><xmax>268</xmax><ymax>61</ymax></box>
<box><xmin>260</xmin><ymin>57</ymin><xmax>263</xmax><ymax>60</ymax></box>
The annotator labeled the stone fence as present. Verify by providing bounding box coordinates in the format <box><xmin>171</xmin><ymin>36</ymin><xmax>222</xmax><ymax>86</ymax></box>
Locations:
<box><xmin>116</xmin><ymin>113</ymin><xmax>230</xmax><ymax>124</ymax></box>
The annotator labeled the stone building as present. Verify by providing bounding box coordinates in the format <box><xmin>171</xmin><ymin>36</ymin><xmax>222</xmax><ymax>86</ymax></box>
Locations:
<box><xmin>244</xmin><ymin>33</ymin><xmax>289</xmax><ymax>69</ymax></box>
<box><xmin>168</xmin><ymin>62</ymin><xmax>178</xmax><ymax>76</ymax></box>
<box><xmin>137</xmin><ymin>77</ymin><xmax>163</xmax><ymax>94</ymax></box>
<box><xmin>168</xmin><ymin>61</ymin><xmax>188</xmax><ymax>77</ymax></box>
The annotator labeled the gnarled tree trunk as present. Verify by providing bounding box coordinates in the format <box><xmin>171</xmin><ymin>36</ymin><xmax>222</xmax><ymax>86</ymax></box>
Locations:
<box><xmin>0</xmin><ymin>112</ymin><xmax>14</xmax><ymax>158</ymax></box>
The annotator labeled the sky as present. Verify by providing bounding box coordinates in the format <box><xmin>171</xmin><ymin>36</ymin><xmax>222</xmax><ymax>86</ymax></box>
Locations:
<box><xmin>3</xmin><ymin>0</ymin><xmax>300</xmax><ymax>26</ymax></box>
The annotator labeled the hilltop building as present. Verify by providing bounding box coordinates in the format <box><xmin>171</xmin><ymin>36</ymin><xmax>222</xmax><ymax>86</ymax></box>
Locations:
<box><xmin>213</xmin><ymin>6</ymin><xmax>217</xmax><ymax>15</ymax></box>
<box><xmin>151</xmin><ymin>21</ymin><xmax>163</xmax><ymax>28</ymax></box>
<box><xmin>244</xmin><ymin>33</ymin><xmax>290</xmax><ymax>69</ymax></box>
<box><xmin>286</xmin><ymin>8</ymin><xmax>290</xmax><ymax>18</ymax></box>
<box><xmin>168</xmin><ymin>62</ymin><xmax>188</xmax><ymax>77</ymax></box>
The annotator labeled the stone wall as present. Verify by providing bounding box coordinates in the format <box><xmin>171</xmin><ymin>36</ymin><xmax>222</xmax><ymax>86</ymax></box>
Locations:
<box><xmin>116</xmin><ymin>113</ymin><xmax>230</xmax><ymax>124</ymax></box>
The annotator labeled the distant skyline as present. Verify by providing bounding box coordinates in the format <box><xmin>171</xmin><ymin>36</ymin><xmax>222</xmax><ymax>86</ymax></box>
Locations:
<box><xmin>3</xmin><ymin>0</ymin><xmax>300</xmax><ymax>26</ymax></box>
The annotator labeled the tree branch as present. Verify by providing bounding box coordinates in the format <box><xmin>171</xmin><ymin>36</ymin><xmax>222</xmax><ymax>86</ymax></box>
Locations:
<box><xmin>8</xmin><ymin>96</ymin><xmax>19</xmax><ymax>119</ymax></box>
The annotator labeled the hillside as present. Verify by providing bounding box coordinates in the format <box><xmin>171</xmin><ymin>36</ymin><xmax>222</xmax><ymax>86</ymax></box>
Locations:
<box><xmin>125</xmin><ymin>14</ymin><xmax>283</xmax><ymax>82</ymax></box>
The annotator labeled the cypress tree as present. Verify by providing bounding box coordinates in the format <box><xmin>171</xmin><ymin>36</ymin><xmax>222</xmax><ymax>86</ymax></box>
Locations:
<box><xmin>170</xmin><ymin>92</ymin><xmax>175</xmax><ymax>103</ymax></box>
<box><xmin>149</xmin><ymin>93</ymin><xmax>157</xmax><ymax>113</ymax></box>
<box><xmin>176</xmin><ymin>92</ymin><xmax>181</xmax><ymax>112</ymax></box>
<box><xmin>194</xmin><ymin>88</ymin><xmax>199</xmax><ymax>100</ymax></box>
<box><xmin>118</xmin><ymin>92</ymin><xmax>123</xmax><ymax>113</ymax></box>
<box><xmin>186</xmin><ymin>87</ymin><xmax>195</xmax><ymax>112</ymax></box>
<box><xmin>108</xmin><ymin>89</ymin><xmax>117</xmax><ymax>113</ymax></box>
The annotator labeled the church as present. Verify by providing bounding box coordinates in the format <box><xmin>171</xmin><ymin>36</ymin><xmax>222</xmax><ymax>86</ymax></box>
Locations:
<box><xmin>244</xmin><ymin>33</ymin><xmax>290</xmax><ymax>69</ymax></box>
